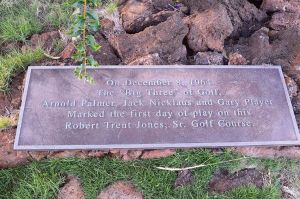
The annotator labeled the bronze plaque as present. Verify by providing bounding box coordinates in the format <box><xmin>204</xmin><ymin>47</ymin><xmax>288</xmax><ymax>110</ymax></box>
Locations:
<box><xmin>14</xmin><ymin>66</ymin><xmax>300</xmax><ymax>150</ymax></box>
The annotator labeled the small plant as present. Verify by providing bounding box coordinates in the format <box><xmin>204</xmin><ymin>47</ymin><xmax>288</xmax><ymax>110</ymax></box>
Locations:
<box><xmin>0</xmin><ymin>48</ymin><xmax>44</xmax><ymax>93</ymax></box>
<box><xmin>105</xmin><ymin>0</ymin><xmax>118</xmax><ymax>14</ymax></box>
<box><xmin>70</xmin><ymin>0</ymin><xmax>102</xmax><ymax>83</ymax></box>
<box><xmin>52</xmin><ymin>38</ymin><xmax>65</xmax><ymax>55</ymax></box>
<box><xmin>0</xmin><ymin>116</ymin><xmax>12</xmax><ymax>130</ymax></box>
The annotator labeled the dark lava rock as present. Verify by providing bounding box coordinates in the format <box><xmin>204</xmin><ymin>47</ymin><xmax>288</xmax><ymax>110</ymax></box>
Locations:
<box><xmin>109</xmin><ymin>14</ymin><xmax>188</xmax><ymax>64</ymax></box>
<box><xmin>121</xmin><ymin>0</ymin><xmax>175</xmax><ymax>34</ymax></box>
<box><xmin>128</xmin><ymin>53</ymin><xmax>165</xmax><ymax>65</ymax></box>
<box><xmin>268</xmin><ymin>28</ymin><xmax>300</xmax><ymax>70</ymax></box>
<box><xmin>228</xmin><ymin>27</ymin><xmax>271</xmax><ymax>65</ymax></box>
<box><xmin>183</xmin><ymin>0</ymin><xmax>267</xmax><ymax>38</ymax></box>
<box><xmin>97</xmin><ymin>181</ymin><xmax>144</xmax><ymax>199</ymax></box>
<box><xmin>228</xmin><ymin>52</ymin><xmax>248</xmax><ymax>65</ymax></box>
<box><xmin>209</xmin><ymin>168</ymin><xmax>268</xmax><ymax>194</ymax></box>
<box><xmin>181</xmin><ymin>0</ymin><xmax>219</xmax><ymax>13</ymax></box>
<box><xmin>174</xmin><ymin>170</ymin><xmax>194</xmax><ymax>188</ymax></box>
<box><xmin>269</xmin><ymin>12</ymin><xmax>300</xmax><ymax>31</ymax></box>
<box><xmin>285</xmin><ymin>65</ymin><xmax>300</xmax><ymax>89</ymax></box>
<box><xmin>59</xmin><ymin>42</ymin><xmax>76</xmax><ymax>60</ymax></box>
<box><xmin>100</xmin><ymin>18</ymin><xmax>116</xmax><ymax>38</ymax></box>
<box><xmin>221</xmin><ymin>0</ymin><xmax>268</xmax><ymax>38</ymax></box>
<box><xmin>184</xmin><ymin>0</ymin><xmax>267</xmax><ymax>53</ymax></box>
<box><xmin>184</xmin><ymin>4</ymin><xmax>233</xmax><ymax>53</ymax></box>
<box><xmin>228</xmin><ymin>27</ymin><xmax>300</xmax><ymax>70</ymax></box>
<box><xmin>284</xmin><ymin>75</ymin><xmax>298</xmax><ymax>99</ymax></box>
<box><xmin>292</xmin><ymin>95</ymin><xmax>300</xmax><ymax>114</ymax></box>
<box><xmin>261</xmin><ymin>0</ymin><xmax>300</xmax><ymax>13</ymax></box>
<box><xmin>152</xmin><ymin>0</ymin><xmax>174</xmax><ymax>11</ymax></box>
<box><xmin>100</xmin><ymin>12</ymin><xmax>125</xmax><ymax>38</ymax></box>
<box><xmin>21</xmin><ymin>31</ymin><xmax>61</xmax><ymax>54</ymax></box>
<box><xmin>193</xmin><ymin>52</ymin><xmax>224</xmax><ymax>65</ymax></box>
<box><xmin>92</xmin><ymin>33</ymin><xmax>121</xmax><ymax>65</ymax></box>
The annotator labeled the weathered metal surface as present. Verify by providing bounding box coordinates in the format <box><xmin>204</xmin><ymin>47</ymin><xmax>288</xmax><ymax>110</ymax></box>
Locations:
<box><xmin>14</xmin><ymin>66</ymin><xmax>300</xmax><ymax>150</ymax></box>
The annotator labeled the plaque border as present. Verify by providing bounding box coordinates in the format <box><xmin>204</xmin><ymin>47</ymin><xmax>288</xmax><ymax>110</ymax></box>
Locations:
<box><xmin>14</xmin><ymin>65</ymin><xmax>300</xmax><ymax>150</ymax></box>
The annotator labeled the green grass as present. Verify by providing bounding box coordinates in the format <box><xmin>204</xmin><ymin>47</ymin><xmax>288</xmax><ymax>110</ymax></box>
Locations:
<box><xmin>0</xmin><ymin>0</ymin><xmax>73</xmax><ymax>93</ymax></box>
<box><xmin>0</xmin><ymin>0</ymin><xmax>41</xmax><ymax>43</ymax></box>
<box><xmin>0</xmin><ymin>0</ymin><xmax>72</xmax><ymax>43</ymax></box>
<box><xmin>104</xmin><ymin>0</ymin><xmax>119</xmax><ymax>14</ymax></box>
<box><xmin>0</xmin><ymin>49</ymin><xmax>45</xmax><ymax>93</ymax></box>
<box><xmin>0</xmin><ymin>9</ymin><xmax>42</xmax><ymax>43</ymax></box>
<box><xmin>0</xmin><ymin>117</ymin><xmax>12</xmax><ymax>129</ymax></box>
<box><xmin>1</xmin><ymin>149</ymin><xmax>297</xmax><ymax>199</ymax></box>
<box><xmin>43</xmin><ymin>2</ymin><xmax>73</xmax><ymax>30</ymax></box>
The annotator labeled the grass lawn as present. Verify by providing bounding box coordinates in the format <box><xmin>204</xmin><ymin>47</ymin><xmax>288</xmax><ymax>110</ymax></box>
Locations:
<box><xmin>0</xmin><ymin>0</ymin><xmax>72</xmax><ymax>43</ymax></box>
<box><xmin>0</xmin><ymin>149</ymin><xmax>298</xmax><ymax>199</ymax></box>
<box><xmin>0</xmin><ymin>49</ymin><xmax>45</xmax><ymax>93</ymax></box>
<box><xmin>0</xmin><ymin>0</ymin><xmax>72</xmax><ymax>94</ymax></box>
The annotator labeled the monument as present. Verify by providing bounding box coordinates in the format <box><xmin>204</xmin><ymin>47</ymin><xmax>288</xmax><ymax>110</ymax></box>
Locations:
<box><xmin>14</xmin><ymin>65</ymin><xmax>300</xmax><ymax>150</ymax></box>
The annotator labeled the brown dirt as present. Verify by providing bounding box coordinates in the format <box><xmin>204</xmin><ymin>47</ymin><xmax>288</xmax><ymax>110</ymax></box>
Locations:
<box><xmin>0</xmin><ymin>72</ymin><xmax>25</xmax><ymax>115</ymax></box>
<box><xmin>208</xmin><ymin>168</ymin><xmax>270</xmax><ymax>194</ymax></box>
<box><xmin>97</xmin><ymin>181</ymin><xmax>144</xmax><ymax>199</ymax></box>
<box><xmin>234</xmin><ymin>146</ymin><xmax>300</xmax><ymax>159</ymax></box>
<box><xmin>57</xmin><ymin>176</ymin><xmax>85</xmax><ymax>199</ymax></box>
<box><xmin>174</xmin><ymin>169</ymin><xmax>194</xmax><ymax>188</ymax></box>
<box><xmin>0</xmin><ymin>128</ymin><xmax>31</xmax><ymax>168</ymax></box>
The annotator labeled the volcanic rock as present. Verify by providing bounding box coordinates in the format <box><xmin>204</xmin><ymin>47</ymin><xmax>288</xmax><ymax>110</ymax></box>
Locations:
<box><xmin>109</xmin><ymin>14</ymin><xmax>188</xmax><ymax>64</ymax></box>
<box><xmin>97</xmin><ymin>181</ymin><xmax>144</xmax><ymax>199</ymax></box>
<box><xmin>193</xmin><ymin>52</ymin><xmax>224</xmax><ymax>65</ymax></box>
<box><xmin>121</xmin><ymin>0</ymin><xmax>175</xmax><ymax>33</ymax></box>
<box><xmin>261</xmin><ymin>0</ymin><xmax>300</xmax><ymax>13</ymax></box>
<box><xmin>57</xmin><ymin>176</ymin><xmax>85</xmax><ymax>199</ymax></box>
<box><xmin>269</xmin><ymin>12</ymin><xmax>300</xmax><ymax>31</ymax></box>
<box><xmin>184</xmin><ymin>4</ymin><xmax>233</xmax><ymax>52</ymax></box>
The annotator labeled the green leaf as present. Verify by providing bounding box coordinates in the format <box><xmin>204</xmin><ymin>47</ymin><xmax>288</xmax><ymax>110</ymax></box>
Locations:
<box><xmin>72</xmin><ymin>51</ymin><xmax>84</xmax><ymax>62</ymax></box>
<box><xmin>71</xmin><ymin>25</ymin><xmax>82</xmax><ymax>37</ymax></box>
<box><xmin>87</xmin><ymin>55</ymin><xmax>99</xmax><ymax>67</ymax></box>
<box><xmin>88</xmin><ymin>19</ymin><xmax>100</xmax><ymax>32</ymax></box>
<box><xmin>84</xmin><ymin>74</ymin><xmax>95</xmax><ymax>84</ymax></box>
<box><xmin>74</xmin><ymin>15</ymin><xmax>85</xmax><ymax>24</ymax></box>
<box><xmin>76</xmin><ymin>41</ymin><xmax>85</xmax><ymax>53</ymax></box>
<box><xmin>87</xmin><ymin>10</ymin><xmax>98</xmax><ymax>21</ymax></box>
<box><xmin>70</xmin><ymin>15</ymin><xmax>85</xmax><ymax>36</ymax></box>
<box><xmin>86</xmin><ymin>35</ymin><xmax>101</xmax><ymax>52</ymax></box>
<box><xmin>69</xmin><ymin>0</ymin><xmax>102</xmax><ymax>81</ymax></box>
<box><xmin>72</xmin><ymin>0</ymin><xmax>84</xmax><ymax>8</ymax></box>
<box><xmin>87</xmin><ymin>0</ymin><xmax>100</xmax><ymax>7</ymax></box>
<box><xmin>74</xmin><ymin>67</ymin><xmax>83</xmax><ymax>79</ymax></box>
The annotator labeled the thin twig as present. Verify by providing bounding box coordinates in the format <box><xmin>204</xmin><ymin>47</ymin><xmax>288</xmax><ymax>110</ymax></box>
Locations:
<box><xmin>156</xmin><ymin>157</ymin><xmax>249</xmax><ymax>171</ymax></box>
<box><xmin>43</xmin><ymin>52</ymin><xmax>60</xmax><ymax>60</ymax></box>
<box><xmin>83</xmin><ymin>0</ymin><xmax>88</xmax><ymax>76</ymax></box>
